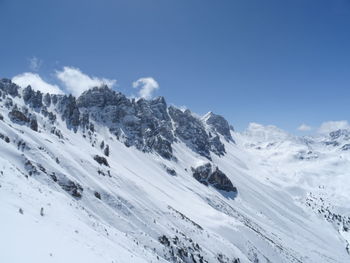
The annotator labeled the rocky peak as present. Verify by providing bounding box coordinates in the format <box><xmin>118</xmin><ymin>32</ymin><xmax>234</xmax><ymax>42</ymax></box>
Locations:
<box><xmin>168</xmin><ymin>106</ymin><xmax>212</xmax><ymax>159</ymax></box>
<box><xmin>22</xmin><ymin>85</ymin><xmax>43</xmax><ymax>110</ymax></box>
<box><xmin>329</xmin><ymin>129</ymin><xmax>350</xmax><ymax>140</ymax></box>
<box><xmin>149</xmin><ymin>96</ymin><xmax>169</xmax><ymax>121</ymax></box>
<box><xmin>76</xmin><ymin>87</ymin><xmax>175</xmax><ymax>159</ymax></box>
<box><xmin>0</xmin><ymin>78</ymin><xmax>19</xmax><ymax>97</ymax></box>
<box><xmin>202</xmin><ymin>111</ymin><xmax>233</xmax><ymax>142</ymax></box>
<box><xmin>76</xmin><ymin>85</ymin><xmax>128</xmax><ymax>108</ymax></box>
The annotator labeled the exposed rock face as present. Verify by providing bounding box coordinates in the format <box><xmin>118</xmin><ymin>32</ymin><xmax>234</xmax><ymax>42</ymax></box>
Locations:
<box><xmin>0</xmin><ymin>79</ymin><xmax>235</xmax><ymax>161</ymax></box>
<box><xmin>323</xmin><ymin>129</ymin><xmax>350</xmax><ymax>152</ymax></box>
<box><xmin>133</xmin><ymin>97</ymin><xmax>174</xmax><ymax>159</ymax></box>
<box><xmin>0</xmin><ymin>78</ymin><xmax>19</xmax><ymax>97</ymax></box>
<box><xmin>56</xmin><ymin>95</ymin><xmax>80</xmax><ymax>131</ymax></box>
<box><xmin>169</xmin><ymin>107</ymin><xmax>228</xmax><ymax>158</ymax></box>
<box><xmin>103</xmin><ymin>145</ymin><xmax>110</xmax><ymax>156</ymax></box>
<box><xmin>169</xmin><ymin>106</ymin><xmax>212</xmax><ymax>159</ymax></box>
<box><xmin>93</xmin><ymin>155</ymin><xmax>109</xmax><ymax>167</ymax></box>
<box><xmin>192</xmin><ymin>163</ymin><xmax>212</xmax><ymax>186</ymax></box>
<box><xmin>208</xmin><ymin>167</ymin><xmax>237</xmax><ymax>192</ymax></box>
<box><xmin>203</xmin><ymin>112</ymin><xmax>234</xmax><ymax>142</ymax></box>
<box><xmin>8</xmin><ymin>109</ymin><xmax>29</xmax><ymax>124</ymax></box>
<box><xmin>29</xmin><ymin>117</ymin><xmax>38</xmax><ymax>131</ymax></box>
<box><xmin>295</xmin><ymin>150</ymin><xmax>318</xmax><ymax>160</ymax></box>
<box><xmin>77</xmin><ymin>87</ymin><xmax>175</xmax><ymax>159</ymax></box>
<box><xmin>329</xmin><ymin>129</ymin><xmax>350</xmax><ymax>140</ymax></box>
<box><xmin>23</xmin><ymin>86</ymin><xmax>43</xmax><ymax>109</ymax></box>
<box><xmin>341</xmin><ymin>144</ymin><xmax>350</xmax><ymax>151</ymax></box>
<box><xmin>76</xmin><ymin>85</ymin><xmax>123</xmax><ymax>108</ymax></box>
<box><xmin>59</xmin><ymin>180</ymin><xmax>83</xmax><ymax>199</ymax></box>
<box><xmin>209</xmin><ymin>134</ymin><xmax>226</xmax><ymax>156</ymax></box>
<box><xmin>0</xmin><ymin>132</ymin><xmax>10</xmax><ymax>143</ymax></box>
<box><xmin>43</xmin><ymin>93</ymin><xmax>51</xmax><ymax>107</ymax></box>
<box><xmin>191</xmin><ymin>163</ymin><xmax>237</xmax><ymax>192</ymax></box>
<box><xmin>77</xmin><ymin>86</ymin><xmax>232</xmax><ymax>160</ymax></box>
<box><xmin>75</xmin><ymin>87</ymin><xmax>233</xmax><ymax>160</ymax></box>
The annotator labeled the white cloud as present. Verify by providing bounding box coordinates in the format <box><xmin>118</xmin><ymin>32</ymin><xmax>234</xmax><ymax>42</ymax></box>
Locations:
<box><xmin>12</xmin><ymin>72</ymin><xmax>64</xmax><ymax>94</ymax></box>
<box><xmin>133</xmin><ymin>77</ymin><xmax>159</xmax><ymax>99</ymax></box>
<box><xmin>56</xmin><ymin>66</ymin><xmax>117</xmax><ymax>97</ymax></box>
<box><xmin>297</xmin><ymin>124</ymin><xmax>312</xmax><ymax>131</ymax></box>
<box><xmin>28</xmin><ymin>57</ymin><xmax>42</xmax><ymax>71</ymax></box>
<box><xmin>318</xmin><ymin>120</ymin><xmax>350</xmax><ymax>134</ymax></box>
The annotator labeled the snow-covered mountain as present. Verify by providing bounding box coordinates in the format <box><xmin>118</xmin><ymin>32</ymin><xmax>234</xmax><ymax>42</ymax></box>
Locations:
<box><xmin>0</xmin><ymin>78</ymin><xmax>349</xmax><ymax>263</ymax></box>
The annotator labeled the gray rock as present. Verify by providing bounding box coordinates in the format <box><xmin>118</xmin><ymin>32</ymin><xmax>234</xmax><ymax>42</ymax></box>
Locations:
<box><xmin>0</xmin><ymin>78</ymin><xmax>19</xmax><ymax>97</ymax></box>
<box><xmin>329</xmin><ymin>129</ymin><xmax>350</xmax><ymax>140</ymax></box>
<box><xmin>169</xmin><ymin>106</ymin><xmax>211</xmax><ymax>159</ymax></box>
<box><xmin>209</xmin><ymin>134</ymin><xmax>226</xmax><ymax>156</ymax></box>
<box><xmin>8</xmin><ymin>109</ymin><xmax>29</xmax><ymax>124</ymax></box>
<box><xmin>50</xmin><ymin>127</ymin><xmax>64</xmax><ymax>139</ymax></box>
<box><xmin>4</xmin><ymin>97</ymin><xmax>13</xmax><ymax>108</ymax></box>
<box><xmin>43</xmin><ymin>93</ymin><xmax>51</xmax><ymax>107</ymax></box>
<box><xmin>93</xmin><ymin>155</ymin><xmax>109</xmax><ymax>167</ymax></box>
<box><xmin>56</xmin><ymin>94</ymin><xmax>80</xmax><ymax>131</ymax></box>
<box><xmin>76</xmin><ymin>85</ymin><xmax>123</xmax><ymax>108</ymax></box>
<box><xmin>341</xmin><ymin>144</ymin><xmax>350</xmax><ymax>151</ymax></box>
<box><xmin>1</xmin><ymin>82</ymin><xmax>235</xmax><ymax>161</ymax></box>
<box><xmin>77</xmin><ymin>87</ymin><xmax>175</xmax><ymax>159</ymax></box>
<box><xmin>192</xmin><ymin>163</ymin><xmax>212</xmax><ymax>186</ymax></box>
<box><xmin>103</xmin><ymin>145</ymin><xmax>109</xmax><ymax>156</ymax></box>
<box><xmin>208</xmin><ymin>167</ymin><xmax>237</xmax><ymax>192</ymax></box>
<box><xmin>192</xmin><ymin>163</ymin><xmax>237</xmax><ymax>192</ymax></box>
<box><xmin>23</xmin><ymin>86</ymin><xmax>43</xmax><ymax>109</ymax></box>
<box><xmin>0</xmin><ymin>132</ymin><xmax>10</xmax><ymax>143</ymax></box>
<box><xmin>203</xmin><ymin>112</ymin><xmax>234</xmax><ymax>142</ymax></box>
<box><xmin>59</xmin><ymin>179</ymin><xmax>83</xmax><ymax>199</ymax></box>
<box><xmin>29</xmin><ymin>116</ymin><xmax>38</xmax><ymax>132</ymax></box>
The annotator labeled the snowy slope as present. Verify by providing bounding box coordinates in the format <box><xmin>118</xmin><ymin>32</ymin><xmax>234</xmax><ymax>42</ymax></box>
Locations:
<box><xmin>0</xmin><ymin>79</ymin><xmax>349</xmax><ymax>263</ymax></box>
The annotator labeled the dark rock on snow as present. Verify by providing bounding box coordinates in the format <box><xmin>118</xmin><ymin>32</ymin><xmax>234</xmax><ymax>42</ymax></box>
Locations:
<box><xmin>8</xmin><ymin>109</ymin><xmax>29</xmax><ymax>124</ymax></box>
<box><xmin>0</xmin><ymin>78</ymin><xmax>19</xmax><ymax>97</ymax></box>
<box><xmin>93</xmin><ymin>155</ymin><xmax>109</xmax><ymax>167</ymax></box>
<box><xmin>192</xmin><ymin>163</ymin><xmax>237</xmax><ymax>192</ymax></box>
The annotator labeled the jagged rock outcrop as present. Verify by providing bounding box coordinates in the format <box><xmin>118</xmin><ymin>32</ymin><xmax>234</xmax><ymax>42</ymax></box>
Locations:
<box><xmin>323</xmin><ymin>129</ymin><xmax>350</xmax><ymax>151</ymax></box>
<box><xmin>93</xmin><ymin>155</ymin><xmax>109</xmax><ymax>167</ymax></box>
<box><xmin>169</xmin><ymin>106</ymin><xmax>212</xmax><ymax>159</ymax></box>
<box><xmin>0</xmin><ymin>79</ymin><xmax>235</xmax><ymax>161</ymax></box>
<box><xmin>203</xmin><ymin>112</ymin><xmax>234</xmax><ymax>142</ymax></box>
<box><xmin>77</xmin><ymin>87</ymin><xmax>175</xmax><ymax>159</ymax></box>
<box><xmin>329</xmin><ymin>129</ymin><xmax>350</xmax><ymax>140</ymax></box>
<box><xmin>0</xmin><ymin>78</ymin><xmax>19</xmax><ymax>97</ymax></box>
<box><xmin>23</xmin><ymin>86</ymin><xmax>43</xmax><ymax>109</ymax></box>
<box><xmin>29</xmin><ymin>116</ymin><xmax>38</xmax><ymax>131</ymax></box>
<box><xmin>8</xmin><ymin>108</ymin><xmax>29</xmax><ymax>124</ymax></box>
<box><xmin>209</xmin><ymin>134</ymin><xmax>226</xmax><ymax>156</ymax></box>
<box><xmin>58</xmin><ymin>179</ymin><xmax>83</xmax><ymax>199</ymax></box>
<box><xmin>191</xmin><ymin>163</ymin><xmax>237</xmax><ymax>192</ymax></box>
<box><xmin>0</xmin><ymin>132</ymin><xmax>10</xmax><ymax>143</ymax></box>
<box><xmin>56</xmin><ymin>94</ymin><xmax>80</xmax><ymax>131</ymax></box>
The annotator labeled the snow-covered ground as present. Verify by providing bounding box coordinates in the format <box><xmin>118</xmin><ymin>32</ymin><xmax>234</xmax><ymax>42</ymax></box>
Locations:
<box><xmin>0</xmin><ymin>82</ymin><xmax>349</xmax><ymax>262</ymax></box>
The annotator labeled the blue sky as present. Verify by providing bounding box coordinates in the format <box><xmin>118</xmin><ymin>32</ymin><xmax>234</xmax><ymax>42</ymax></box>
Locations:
<box><xmin>1</xmin><ymin>0</ymin><xmax>350</xmax><ymax>132</ymax></box>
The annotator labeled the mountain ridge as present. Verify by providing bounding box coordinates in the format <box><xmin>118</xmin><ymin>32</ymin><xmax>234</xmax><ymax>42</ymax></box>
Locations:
<box><xmin>1</xmin><ymin>78</ymin><xmax>350</xmax><ymax>263</ymax></box>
